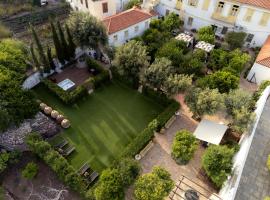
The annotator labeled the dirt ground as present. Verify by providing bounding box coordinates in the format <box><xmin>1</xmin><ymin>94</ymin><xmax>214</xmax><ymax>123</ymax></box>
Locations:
<box><xmin>2</xmin><ymin>152</ymin><xmax>81</xmax><ymax>200</ymax></box>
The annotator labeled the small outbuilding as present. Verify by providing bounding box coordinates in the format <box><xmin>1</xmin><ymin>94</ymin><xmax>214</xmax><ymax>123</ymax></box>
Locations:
<box><xmin>247</xmin><ymin>35</ymin><xmax>270</xmax><ymax>84</ymax></box>
<box><xmin>193</xmin><ymin>119</ymin><xmax>228</xmax><ymax>145</ymax></box>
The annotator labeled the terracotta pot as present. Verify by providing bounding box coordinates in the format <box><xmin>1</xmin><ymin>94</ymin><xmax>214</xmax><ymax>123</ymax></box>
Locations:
<box><xmin>44</xmin><ymin>106</ymin><xmax>52</xmax><ymax>115</ymax></box>
<box><xmin>51</xmin><ymin>110</ymin><xmax>59</xmax><ymax>118</ymax></box>
<box><xmin>61</xmin><ymin>119</ymin><xmax>70</xmax><ymax>128</ymax></box>
<box><xmin>56</xmin><ymin>114</ymin><xmax>65</xmax><ymax>123</ymax></box>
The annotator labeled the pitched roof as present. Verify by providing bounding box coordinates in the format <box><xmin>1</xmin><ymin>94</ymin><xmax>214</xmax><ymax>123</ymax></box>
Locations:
<box><xmin>236</xmin><ymin>0</ymin><xmax>270</xmax><ymax>10</ymax></box>
<box><xmin>256</xmin><ymin>35</ymin><xmax>270</xmax><ymax>68</ymax></box>
<box><xmin>102</xmin><ymin>7</ymin><xmax>157</xmax><ymax>35</ymax></box>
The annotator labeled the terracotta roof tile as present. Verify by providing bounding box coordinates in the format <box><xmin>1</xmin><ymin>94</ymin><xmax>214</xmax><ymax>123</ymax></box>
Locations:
<box><xmin>102</xmin><ymin>8</ymin><xmax>157</xmax><ymax>34</ymax></box>
<box><xmin>256</xmin><ymin>35</ymin><xmax>270</xmax><ymax>68</ymax></box>
<box><xmin>236</xmin><ymin>0</ymin><xmax>270</xmax><ymax>10</ymax></box>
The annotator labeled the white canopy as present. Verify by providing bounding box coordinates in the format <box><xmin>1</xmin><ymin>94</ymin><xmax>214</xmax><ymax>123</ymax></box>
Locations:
<box><xmin>175</xmin><ymin>33</ymin><xmax>193</xmax><ymax>44</ymax></box>
<box><xmin>195</xmin><ymin>41</ymin><xmax>215</xmax><ymax>52</ymax></box>
<box><xmin>193</xmin><ymin>119</ymin><xmax>228</xmax><ymax>145</ymax></box>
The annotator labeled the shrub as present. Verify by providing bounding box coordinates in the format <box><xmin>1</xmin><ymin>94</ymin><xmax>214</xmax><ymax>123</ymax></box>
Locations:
<box><xmin>171</xmin><ymin>130</ymin><xmax>198</xmax><ymax>164</ymax></box>
<box><xmin>197</xmin><ymin>26</ymin><xmax>215</xmax><ymax>44</ymax></box>
<box><xmin>134</xmin><ymin>166</ymin><xmax>174</xmax><ymax>200</ymax></box>
<box><xmin>124</xmin><ymin>0</ymin><xmax>141</xmax><ymax>9</ymax></box>
<box><xmin>0</xmin><ymin>151</ymin><xmax>21</xmax><ymax>174</ymax></box>
<box><xmin>93</xmin><ymin>158</ymin><xmax>140</xmax><ymax>200</ymax></box>
<box><xmin>43</xmin><ymin>79</ymin><xmax>88</xmax><ymax>104</ymax></box>
<box><xmin>22</xmin><ymin>162</ymin><xmax>38</xmax><ymax>179</ymax></box>
<box><xmin>26</xmin><ymin>133</ymin><xmax>87</xmax><ymax>194</ymax></box>
<box><xmin>202</xmin><ymin>145</ymin><xmax>234</xmax><ymax>188</ymax></box>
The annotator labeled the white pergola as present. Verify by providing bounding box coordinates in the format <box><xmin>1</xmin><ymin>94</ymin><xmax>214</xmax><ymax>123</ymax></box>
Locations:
<box><xmin>193</xmin><ymin>119</ymin><xmax>228</xmax><ymax>145</ymax></box>
<box><xmin>195</xmin><ymin>41</ymin><xmax>215</xmax><ymax>52</ymax></box>
<box><xmin>175</xmin><ymin>33</ymin><xmax>193</xmax><ymax>46</ymax></box>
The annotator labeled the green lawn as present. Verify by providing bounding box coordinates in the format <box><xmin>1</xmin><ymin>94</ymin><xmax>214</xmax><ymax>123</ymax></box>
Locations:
<box><xmin>34</xmin><ymin>81</ymin><xmax>164</xmax><ymax>172</ymax></box>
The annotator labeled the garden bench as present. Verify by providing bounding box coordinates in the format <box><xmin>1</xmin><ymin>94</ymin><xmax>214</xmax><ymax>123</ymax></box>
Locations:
<box><xmin>165</xmin><ymin>115</ymin><xmax>176</xmax><ymax>129</ymax></box>
<box><xmin>139</xmin><ymin>141</ymin><xmax>154</xmax><ymax>158</ymax></box>
<box><xmin>89</xmin><ymin>171</ymin><xmax>99</xmax><ymax>183</ymax></box>
<box><xmin>55</xmin><ymin>139</ymin><xmax>68</xmax><ymax>149</ymax></box>
<box><xmin>78</xmin><ymin>162</ymin><xmax>90</xmax><ymax>175</ymax></box>
<box><xmin>63</xmin><ymin>146</ymin><xmax>75</xmax><ymax>157</ymax></box>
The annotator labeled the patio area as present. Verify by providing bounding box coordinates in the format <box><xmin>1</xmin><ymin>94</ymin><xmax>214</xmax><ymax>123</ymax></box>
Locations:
<box><xmin>136</xmin><ymin>114</ymin><xmax>218</xmax><ymax>199</ymax></box>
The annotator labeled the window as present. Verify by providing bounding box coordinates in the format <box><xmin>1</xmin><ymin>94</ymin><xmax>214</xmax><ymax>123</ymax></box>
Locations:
<box><xmin>221</xmin><ymin>26</ymin><xmax>228</xmax><ymax>34</ymax></box>
<box><xmin>187</xmin><ymin>17</ymin><xmax>193</xmax><ymax>26</ymax></box>
<box><xmin>113</xmin><ymin>34</ymin><xmax>118</xmax><ymax>41</ymax></box>
<box><xmin>165</xmin><ymin>9</ymin><xmax>170</xmax><ymax>15</ymax></box>
<box><xmin>124</xmin><ymin>30</ymin><xmax>129</xmax><ymax>38</ymax></box>
<box><xmin>85</xmin><ymin>0</ymin><xmax>88</xmax><ymax>8</ymax></box>
<box><xmin>145</xmin><ymin>21</ymin><xmax>149</xmax><ymax>28</ymax></box>
<box><xmin>188</xmin><ymin>0</ymin><xmax>198</xmax><ymax>7</ymax></box>
<box><xmin>244</xmin><ymin>8</ymin><xmax>254</xmax><ymax>22</ymax></box>
<box><xmin>134</xmin><ymin>26</ymin><xmax>139</xmax><ymax>33</ymax></box>
<box><xmin>102</xmin><ymin>2</ymin><xmax>108</xmax><ymax>13</ymax></box>
<box><xmin>259</xmin><ymin>12</ymin><xmax>270</xmax><ymax>26</ymax></box>
<box><xmin>202</xmin><ymin>0</ymin><xmax>211</xmax><ymax>11</ymax></box>
<box><xmin>246</xmin><ymin>34</ymin><xmax>254</xmax><ymax>43</ymax></box>
<box><xmin>230</xmin><ymin>5</ymin><xmax>239</xmax><ymax>16</ymax></box>
<box><xmin>216</xmin><ymin>1</ymin><xmax>224</xmax><ymax>13</ymax></box>
<box><xmin>80</xmin><ymin>0</ymin><xmax>83</xmax><ymax>4</ymax></box>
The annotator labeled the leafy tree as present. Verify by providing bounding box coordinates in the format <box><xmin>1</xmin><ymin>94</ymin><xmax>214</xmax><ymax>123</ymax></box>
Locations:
<box><xmin>142</xmin><ymin>57</ymin><xmax>174</xmax><ymax>88</ymax></box>
<box><xmin>180</xmin><ymin>53</ymin><xmax>204</xmax><ymax>77</ymax></box>
<box><xmin>57</xmin><ymin>21</ymin><xmax>69</xmax><ymax>61</ymax></box>
<box><xmin>231</xmin><ymin>107</ymin><xmax>254</xmax><ymax>133</ymax></box>
<box><xmin>47</xmin><ymin>46</ymin><xmax>56</xmax><ymax>71</ymax></box>
<box><xmin>31</xmin><ymin>25</ymin><xmax>49</xmax><ymax>72</ymax></box>
<box><xmin>156</xmin><ymin>39</ymin><xmax>188</xmax><ymax>67</ymax></box>
<box><xmin>22</xmin><ymin>162</ymin><xmax>38</xmax><ymax>179</ymax></box>
<box><xmin>65</xmin><ymin>24</ymin><xmax>76</xmax><ymax>59</ymax></box>
<box><xmin>50</xmin><ymin>21</ymin><xmax>65</xmax><ymax>64</ymax></box>
<box><xmin>67</xmin><ymin>11</ymin><xmax>108</xmax><ymax>59</ymax></box>
<box><xmin>197</xmin><ymin>71</ymin><xmax>239</xmax><ymax>93</ymax></box>
<box><xmin>225</xmin><ymin>89</ymin><xmax>252</xmax><ymax>115</ymax></box>
<box><xmin>208</xmin><ymin>49</ymin><xmax>228</xmax><ymax>71</ymax></box>
<box><xmin>112</xmin><ymin>40</ymin><xmax>149</xmax><ymax>86</ymax></box>
<box><xmin>164</xmin><ymin>74</ymin><xmax>192</xmax><ymax>96</ymax></box>
<box><xmin>141</xmin><ymin>28</ymin><xmax>172</xmax><ymax>59</ymax></box>
<box><xmin>226</xmin><ymin>49</ymin><xmax>250</xmax><ymax>74</ymax></box>
<box><xmin>162</xmin><ymin>13</ymin><xmax>183</xmax><ymax>32</ymax></box>
<box><xmin>185</xmin><ymin>87</ymin><xmax>224</xmax><ymax>117</ymax></box>
<box><xmin>134</xmin><ymin>166</ymin><xmax>174</xmax><ymax>200</ymax></box>
<box><xmin>125</xmin><ymin>0</ymin><xmax>141</xmax><ymax>9</ymax></box>
<box><xmin>197</xmin><ymin>26</ymin><xmax>215</xmax><ymax>44</ymax></box>
<box><xmin>0</xmin><ymin>39</ymin><xmax>28</xmax><ymax>73</ymax></box>
<box><xmin>171</xmin><ymin>130</ymin><xmax>198</xmax><ymax>164</ymax></box>
<box><xmin>225</xmin><ymin>31</ymin><xmax>247</xmax><ymax>50</ymax></box>
<box><xmin>202</xmin><ymin>145</ymin><xmax>234</xmax><ymax>188</ymax></box>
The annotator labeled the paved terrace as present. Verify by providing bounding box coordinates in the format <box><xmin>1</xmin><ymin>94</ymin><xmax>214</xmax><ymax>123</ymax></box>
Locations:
<box><xmin>235</xmin><ymin>98</ymin><xmax>270</xmax><ymax>200</ymax></box>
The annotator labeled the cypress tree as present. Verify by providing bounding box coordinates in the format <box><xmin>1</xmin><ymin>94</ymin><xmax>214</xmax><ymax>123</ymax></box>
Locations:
<box><xmin>31</xmin><ymin>25</ymin><xmax>49</xmax><ymax>72</ymax></box>
<box><xmin>30</xmin><ymin>42</ymin><xmax>40</xmax><ymax>70</ymax></box>
<box><xmin>50</xmin><ymin>20</ymin><xmax>65</xmax><ymax>64</ymax></box>
<box><xmin>65</xmin><ymin>24</ymin><xmax>76</xmax><ymax>59</ymax></box>
<box><xmin>47</xmin><ymin>46</ymin><xmax>56</xmax><ymax>71</ymax></box>
<box><xmin>57</xmin><ymin>21</ymin><xmax>69</xmax><ymax>60</ymax></box>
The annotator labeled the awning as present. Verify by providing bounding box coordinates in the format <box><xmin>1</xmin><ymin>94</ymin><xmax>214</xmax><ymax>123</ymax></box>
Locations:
<box><xmin>195</xmin><ymin>41</ymin><xmax>215</xmax><ymax>52</ymax></box>
<box><xmin>193</xmin><ymin>119</ymin><xmax>228</xmax><ymax>145</ymax></box>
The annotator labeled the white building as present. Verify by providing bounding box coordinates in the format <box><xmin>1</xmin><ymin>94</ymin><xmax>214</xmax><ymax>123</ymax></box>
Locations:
<box><xmin>102</xmin><ymin>7</ymin><xmax>157</xmax><ymax>46</ymax></box>
<box><xmin>66</xmin><ymin>0</ymin><xmax>129</xmax><ymax>19</ymax></box>
<box><xmin>148</xmin><ymin>0</ymin><xmax>270</xmax><ymax>47</ymax></box>
<box><xmin>247</xmin><ymin>35</ymin><xmax>270</xmax><ymax>84</ymax></box>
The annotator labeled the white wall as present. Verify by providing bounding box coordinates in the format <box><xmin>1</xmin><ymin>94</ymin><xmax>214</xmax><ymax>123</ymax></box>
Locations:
<box><xmin>108</xmin><ymin>18</ymin><xmax>155</xmax><ymax>46</ymax></box>
<box><xmin>247</xmin><ymin>63</ymin><xmax>270</xmax><ymax>84</ymax></box>
<box><xmin>156</xmin><ymin>0</ymin><xmax>270</xmax><ymax>47</ymax></box>
<box><xmin>67</xmin><ymin>0</ymin><xmax>117</xmax><ymax>19</ymax></box>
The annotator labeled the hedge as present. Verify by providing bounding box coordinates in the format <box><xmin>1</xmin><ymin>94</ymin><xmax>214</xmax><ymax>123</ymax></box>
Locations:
<box><xmin>26</xmin><ymin>133</ymin><xmax>87</xmax><ymax>195</ymax></box>
<box><xmin>142</xmin><ymin>86</ymin><xmax>173</xmax><ymax>107</ymax></box>
<box><xmin>120</xmin><ymin>100</ymin><xmax>180</xmax><ymax>158</ymax></box>
<box><xmin>43</xmin><ymin>79</ymin><xmax>88</xmax><ymax>105</ymax></box>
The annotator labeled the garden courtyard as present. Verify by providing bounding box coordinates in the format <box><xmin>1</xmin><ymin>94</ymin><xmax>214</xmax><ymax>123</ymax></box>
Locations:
<box><xmin>34</xmin><ymin>81</ymin><xmax>164</xmax><ymax>171</ymax></box>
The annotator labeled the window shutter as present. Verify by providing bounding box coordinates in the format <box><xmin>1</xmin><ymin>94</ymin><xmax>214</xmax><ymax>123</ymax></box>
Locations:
<box><xmin>202</xmin><ymin>0</ymin><xmax>211</xmax><ymax>11</ymax></box>
<box><xmin>244</xmin><ymin>8</ymin><xmax>254</xmax><ymax>22</ymax></box>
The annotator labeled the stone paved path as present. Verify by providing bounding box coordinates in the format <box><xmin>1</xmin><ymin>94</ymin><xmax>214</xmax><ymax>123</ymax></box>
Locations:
<box><xmin>235</xmin><ymin>98</ymin><xmax>270</xmax><ymax>200</ymax></box>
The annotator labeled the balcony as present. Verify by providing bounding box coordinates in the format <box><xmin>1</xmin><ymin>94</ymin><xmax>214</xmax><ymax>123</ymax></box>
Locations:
<box><xmin>176</xmin><ymin>0</ymin><xmax>182</xmax><ymax>10</ymax></box>
<box><xmin>211</xmin><ymin>12</ymin><xmax>237</xmax><ymax>25</ymax></box>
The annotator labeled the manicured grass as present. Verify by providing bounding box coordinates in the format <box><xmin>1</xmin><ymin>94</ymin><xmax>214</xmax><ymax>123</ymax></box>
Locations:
<box><xmin>34</xmin><ymin>81</ymin><xmax>164</xmax><ymax>172</ymax></box>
